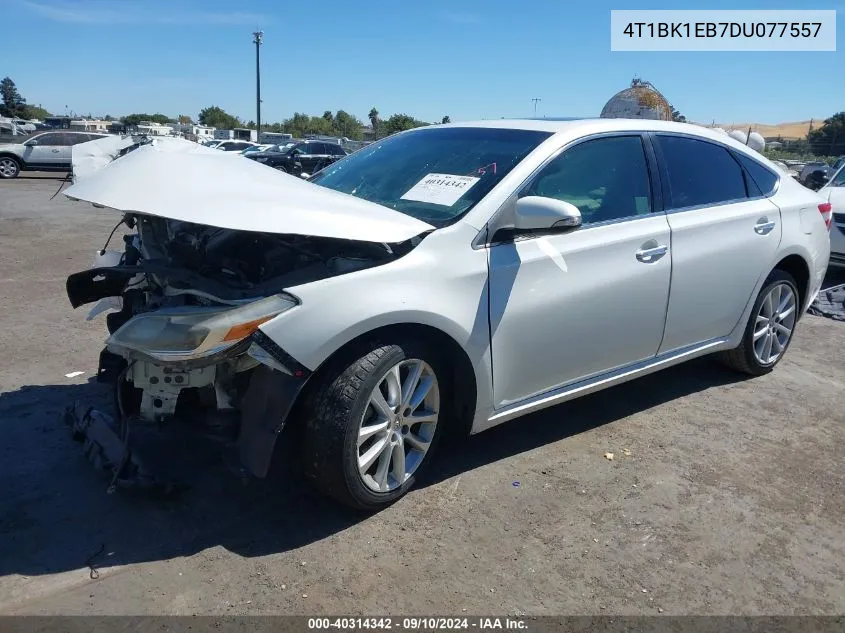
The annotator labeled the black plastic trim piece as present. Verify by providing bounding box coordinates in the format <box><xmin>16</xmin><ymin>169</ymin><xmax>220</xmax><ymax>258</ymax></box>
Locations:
<box><xmin>250</xmin><ymin>329</ymin><xmax>312</xmax><ymax>378</ymax></box>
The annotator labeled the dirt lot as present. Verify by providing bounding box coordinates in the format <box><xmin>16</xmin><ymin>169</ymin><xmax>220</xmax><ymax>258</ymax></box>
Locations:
<box><xmin>1</xmin><ymin>175</ymin><xmax>844</xmax><ymax>616</ymax></box>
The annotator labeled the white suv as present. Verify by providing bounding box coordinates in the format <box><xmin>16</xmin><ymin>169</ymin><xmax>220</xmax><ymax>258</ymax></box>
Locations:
<box><xmin>0</xmin><ymin>130</ymin><xmax>108</xmax><ymax>178</ymax></box>
<box><xmin>65</xmin><ymin>121</ymin><xmax>831</xmax><ymax>509</ymax></box>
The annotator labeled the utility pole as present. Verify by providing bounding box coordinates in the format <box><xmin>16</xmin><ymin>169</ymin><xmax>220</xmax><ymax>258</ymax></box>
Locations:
<box><xmin>532</xmin><ymin>98</ymin><xmax>541</xmax><ymax>118</ymax></box>
<box><xmin>253</xmin><ymin>31</ymin><xmax>263</xmax><ymax>139</ymax></box>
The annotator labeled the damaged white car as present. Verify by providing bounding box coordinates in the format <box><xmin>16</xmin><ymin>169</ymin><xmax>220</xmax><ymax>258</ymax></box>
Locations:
<box><xmin>65</xmin><ymin>122</ymin><xmax>831</xmax><ymax>510</ymax></box>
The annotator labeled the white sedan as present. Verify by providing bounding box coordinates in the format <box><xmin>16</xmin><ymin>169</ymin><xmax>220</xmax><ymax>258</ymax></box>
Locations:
<box><xmin>65</xmin><ymin>120</ymin><xmax>831</xmax><ymax>509</ymax></box>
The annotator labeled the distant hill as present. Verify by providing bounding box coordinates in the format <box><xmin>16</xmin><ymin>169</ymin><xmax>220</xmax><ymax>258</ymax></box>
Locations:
<box><xmin>696</xmin><ymin>120</ymin><xmax>822</xmax><ymax>140</ymax></box>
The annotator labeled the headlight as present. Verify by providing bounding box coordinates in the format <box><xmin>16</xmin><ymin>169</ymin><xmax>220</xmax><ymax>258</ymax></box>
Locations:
<box><xmin>253</xmin><ymin>156</ymin><xmax>268</xmax><ymax>163</ymax></box>
<box><xmin>107</xmin><ymin>294</ymin><xmax>297</xmax><ymax>362</ymax></box>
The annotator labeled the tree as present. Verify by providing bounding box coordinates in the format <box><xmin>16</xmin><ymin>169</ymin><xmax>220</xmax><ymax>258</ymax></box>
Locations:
<box><xmin>333</xmin><ymin>110</ymin><xmax>363</xmax><ymax>139</ymax></box>
<box><xmin>323</xmin><ymin>110</ymin><xmax>334</xmax><ymax>123</ymax></box>
<box><xmin>121</xmin><ymin>113</ymin><xmax>174</xmax><ymax>126</ymax></box>
<box><xmin>0</xmin><ymin>77</ymin><xmax>27</xmax><ymax>118</ymax></box>
<box><xmin>22</xmin><ymin>104</ymin><xmax>51</xmax><ymax>120</ymax></box>
<box><xmin>808</xmin><ymin>112</ymin><xmax>845</xmax><ymax>156</ymax></box>
<box><xmin>670</xmin><ymin>107</ymin><xmax>686</xmax><ymax>123</ymax></box>
<box><xmin>441</xmin><ymin>115</ymin><xmax>451</xmax><ymax>124</ymax></box>
<box><xmin>198</xmin><ymin>105</ymin><xmax>241</xmax><ymax>129</ymax></box>
<box><xmin>178</xmin><ymin>114</ymin><xmax>193</xmax><ymax>125</ymax></box>
<box><xmin>382</xmin><ymin>113</ymin><xmax>429</xmax><ymax>135</ymax></box>
<box><xmin>368</xmin><ymin>107</ymin><xmax>379</xmax><ymax>139</ymax></box>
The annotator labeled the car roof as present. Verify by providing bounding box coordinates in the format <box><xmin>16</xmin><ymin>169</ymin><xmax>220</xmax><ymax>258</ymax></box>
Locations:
<box><xmin>435</xmin><ymin>118</ymin><xmax>723</xmax><ymax>135</ymax></box>
<box><xmin>421</xmin><ymin>118</ymin><xmax>782</xmax><ymax>162</ymax></box>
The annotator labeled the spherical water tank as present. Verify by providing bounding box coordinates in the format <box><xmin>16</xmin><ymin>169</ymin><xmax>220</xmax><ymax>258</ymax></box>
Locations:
<box><xmin>601</xmin><ymin>81</ymin><xmax>673</xmax><ymax>121</ymax></box>
<box><xmin>728</xmin><ymin>130</ymin><xmax>748</xmax><ymax>144</ymax></box>
<box><xmin>747</xmin><ymin>132</ymin><xmax>765</xmax><ymax>152</ymax></box>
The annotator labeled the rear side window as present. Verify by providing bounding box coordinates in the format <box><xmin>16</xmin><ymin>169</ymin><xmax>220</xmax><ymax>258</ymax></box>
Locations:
<box><xmin>734</xmin><ymin>152</ymin><xmax>779</xmax><ymax>196</ymax></box>
<box><xmin>655</xmin><ymin>135</ymin><xmax>747</xmax><ymax>209</ymax></box>
<box><xmin>66</xmin><ymin>133</ymin><xmax>92</xmax><ymax>146</ymax></box>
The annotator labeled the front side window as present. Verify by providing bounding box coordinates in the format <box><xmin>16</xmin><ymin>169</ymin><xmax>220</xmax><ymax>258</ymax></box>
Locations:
<box><xmin>30</xmin><ymin>132</ymin><xmax>63</xmax><ymax>146</ymax></box>
<box><xmin>522</xmin><ymin>135</ymin><xmax>652</xmax><ymax>224</ymax></box>
<box><xmin>655</xmin><ymin>135</ymin><xmax>747</xmax><ymax>209</ymax></box>
<box><xmin>310</xmin><ymin>127</ymin><xmax>552</xmax><ymax>226</ymax></box>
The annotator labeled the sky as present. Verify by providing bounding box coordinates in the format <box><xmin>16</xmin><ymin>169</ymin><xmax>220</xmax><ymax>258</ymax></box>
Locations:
<box><xmin>4</xmin><ymin>0</ymin><xmax>843</xmax><ymax>125</ymax></box>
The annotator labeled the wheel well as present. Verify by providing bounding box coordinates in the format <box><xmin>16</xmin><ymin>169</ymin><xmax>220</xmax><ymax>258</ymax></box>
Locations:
<box><xmin>774</xmin><ymin>254</ymin><xmax>810</xmax><ymax>311</ymax></box>
<box><xmin>295</xmin><ymin>323</ymin><xmax>478</xmax><ymax>437</ymax></box>
<box><xmin>0</xmin><ymin>153</ymin><xmax>20</xmax><ymax>162</ymax></box>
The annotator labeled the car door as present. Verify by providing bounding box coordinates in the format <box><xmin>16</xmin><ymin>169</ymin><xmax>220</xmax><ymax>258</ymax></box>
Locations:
<box><xmin>651</xmin><ymin>133</ymin><xmax>783</xmax><ymax>353</ymax></box>
<box><xmin>22</xmin><ymin>132</ymin><xmax>65</xmax><ymax>168</ymax></box>
<box><xmin>300</xmin><ymin>143</ymin><xmax>322</xmax><ymax>173</ymax></box>
<box><xmin>488</xmin><ymin>134</ymin><xmax>672</xmax><ymax>408</ymax></box>
<box><xmin>61</xmin><ymin>132</ymin><xmax>94</xmax><ymax>168</ymax></box>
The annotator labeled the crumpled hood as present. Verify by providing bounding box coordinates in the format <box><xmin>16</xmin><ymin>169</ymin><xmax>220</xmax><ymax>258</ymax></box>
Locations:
<box><xmin>63</xmin><ymin>136</ymin><xmax>434</xmax><ymax>243</ymax></box>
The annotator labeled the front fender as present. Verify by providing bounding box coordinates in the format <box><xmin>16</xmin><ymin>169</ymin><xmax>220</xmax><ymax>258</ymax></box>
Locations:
<box><xmin>256</xmin><ymin>223</ymin><xmax>495</xmax><ymax>418</ymax></box>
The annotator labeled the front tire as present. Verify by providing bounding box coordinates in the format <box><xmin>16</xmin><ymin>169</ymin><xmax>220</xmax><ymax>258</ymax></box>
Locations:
<box><xmin>0</xmin><ymin>156</ymin><xmax>21</xmax><ymax>179</ymax></box>
<box><xmin>720</xmin><ymin>269</ymin><xmax>799</xmax><ymax>375</ymax></box>
<box><xmin>301</xmin><ymin>341</ymin><xmax>446</xmax><ymax>510</ymax></box>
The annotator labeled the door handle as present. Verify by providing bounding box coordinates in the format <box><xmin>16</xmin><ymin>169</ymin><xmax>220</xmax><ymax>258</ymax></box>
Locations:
<box><xmin>635</xmin><ymin>245</ymin><xmax>668</xmax><ymax>263</ymax></box>
<box><xmin>52</xmin><ymin>149</ymin><xmax>60</xmax><ymax>153</ymax></box>
<box><xmin>754</xmin><ymin>220</ymin><xmax>776</xmax><ymax>235</ymax></box>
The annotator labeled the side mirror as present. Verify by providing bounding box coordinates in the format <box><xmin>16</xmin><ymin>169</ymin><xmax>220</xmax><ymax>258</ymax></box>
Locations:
<box><xmin>24</xmin><ymin>139</ymin><xmax>38</xmax><ymax>147</ymax></box>
<box><xmin>299</xmin><ymin>172</ymin><xmax>311</xmax><ymax>179</ymax></box>
<box><xmin>514</xmin><ymin>196</ymin><xmax>582</xmax><ymax>232</ymax></box>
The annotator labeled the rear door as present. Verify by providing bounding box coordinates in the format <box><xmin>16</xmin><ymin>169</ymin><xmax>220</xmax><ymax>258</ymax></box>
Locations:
<box><xmin>61</xmin><ymin>132</ymin><xmax>94</xmax><ymax>168</ymax></box>
<box><xmin>652</xmin><ymin>133</ymin><xmax>782</xmax><ymax>352</ymax></box>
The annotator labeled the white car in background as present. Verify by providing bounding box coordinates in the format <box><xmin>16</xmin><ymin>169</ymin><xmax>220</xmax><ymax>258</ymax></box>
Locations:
<box><xmin>818</xmin><ymin>164</ymin><xmax>845</xmax><ymax>267</ymax></box>
<box><xmin>64</xmin><ymin>120</ymin><xmax>831</xmax><ymax>510</ymax></box>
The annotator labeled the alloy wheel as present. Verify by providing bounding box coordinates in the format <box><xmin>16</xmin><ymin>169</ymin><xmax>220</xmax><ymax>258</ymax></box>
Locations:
<box><xmin>752</xmin><ymin>282</ymin><xmax>796</xmax><ymax>365</ymax></box>
<box><xmin>0</xmin><ymin>158</ymin><xmax>18</xmax><ymax>177</ymax></box>
<box><xmin>357</xmin><ymin>359</ymin><xmax>439</xmax><ymax>493</ymax></box>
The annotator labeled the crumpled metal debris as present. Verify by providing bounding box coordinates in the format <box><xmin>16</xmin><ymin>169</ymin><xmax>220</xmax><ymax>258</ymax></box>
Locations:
<box><xmin>62</xmin><ymin>401</ymin><xmax>183</xmax><ymax>497</ymax></box>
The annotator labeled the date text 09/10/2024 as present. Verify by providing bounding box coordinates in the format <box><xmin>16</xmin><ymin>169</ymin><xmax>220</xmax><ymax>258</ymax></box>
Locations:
<box><xmin>307</xmin><ymin>617</ymin><xmax>528</xmax><ymax>630</ymax></box>
<box><xmin>622</xmin><ymin>22</ymin><xmax>822</xmax><ymax>39</ymax></box>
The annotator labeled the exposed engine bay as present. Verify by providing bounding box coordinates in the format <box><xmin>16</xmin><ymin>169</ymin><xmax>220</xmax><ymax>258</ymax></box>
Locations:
<box><xmin>66</xmin><ymin>212</ymin><xmax>421</xmax><ymax>484</ymax></box>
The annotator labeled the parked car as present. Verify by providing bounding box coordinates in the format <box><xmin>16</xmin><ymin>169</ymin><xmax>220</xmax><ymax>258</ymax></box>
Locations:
<box><xmin>240</xmin><ymin>144</ymin><xmax>277</xmax><ymax>155</ymax></box>
<box><xmin>63</xmin><ymin>121</ymin><xmax>831</xmax><ymax>510</ymax></box>
<box><xmin>246</xmin><ymin>140</ymin><xmax>347</xmax><ymax>175</ymax></box>
<box><xmin>799</xmin><ymin>161</ymin><xmax>833</xmax><ymax>190</ymax></box>
<box><xmin>0</xmin><ymin>130</ymin><xmax>108</xmax><ymax>178</ymax></box>
<box><xmin>818</xmin><ymin>163</ymin><xmax>845</xmax><ymax>268</ymax></box>
<box><xmin>211</xmin><ymin>140</ymin><xmax>258</xmax><ymax>152</ymax></box>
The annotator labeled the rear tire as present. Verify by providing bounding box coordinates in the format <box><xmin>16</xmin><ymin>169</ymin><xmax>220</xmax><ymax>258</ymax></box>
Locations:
<box><xmin>301</xmin><ymin>340</ymin><xmax>447</xmax><ymax>511</ymax></box>
<box><xmin>0</xmin><ymin>156</ymin><xmax>21</xmax><ymax>179</ymax></box>
<box><xmin>719</xmin><ymin>269</ymin><xmax>799</xmax><ymax>375</ymax></box>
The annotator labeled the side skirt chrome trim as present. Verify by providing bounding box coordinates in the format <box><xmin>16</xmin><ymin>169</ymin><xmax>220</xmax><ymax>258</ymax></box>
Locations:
<box><xmin>478</xmin><ymin>338</ymin><xmax>729</xmax><ymax>431</ymax></box>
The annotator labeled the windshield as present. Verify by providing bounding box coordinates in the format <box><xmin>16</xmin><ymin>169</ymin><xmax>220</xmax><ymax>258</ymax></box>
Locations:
<box><xmin>309</xmin><ymin>127</ymin><xmax>552</xmax><ymax>225</ymax></box>
<box><xmin>831</xmin><ymin>164</ymin><xmax>845</xmax><ymax>187</ymax></box>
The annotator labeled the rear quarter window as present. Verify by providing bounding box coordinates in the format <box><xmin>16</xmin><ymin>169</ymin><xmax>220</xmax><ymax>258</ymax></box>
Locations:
<box><xmin>734</xmin><ymin>152</ymin><xmax>779</xmax><ymax>196</ymax></box>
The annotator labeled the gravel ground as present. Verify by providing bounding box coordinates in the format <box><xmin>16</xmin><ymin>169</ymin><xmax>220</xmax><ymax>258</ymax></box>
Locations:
<box><xmin>1</xmin><ymin>175</ymin><xmax>844</xmax><ymax>616</ymax></box>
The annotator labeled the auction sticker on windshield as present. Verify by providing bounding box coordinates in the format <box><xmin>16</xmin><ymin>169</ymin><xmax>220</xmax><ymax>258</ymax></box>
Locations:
<box><xmin>401</xmin><ymin>173</ymin><xmax>480</xmax><ymax>206</ymax></box>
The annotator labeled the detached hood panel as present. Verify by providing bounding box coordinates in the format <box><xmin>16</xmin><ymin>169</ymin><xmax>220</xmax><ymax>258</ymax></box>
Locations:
<box><xmin>63</xmin><ymin>137</ymin><xmax>434</xmax><ymax>243</ymax></box>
